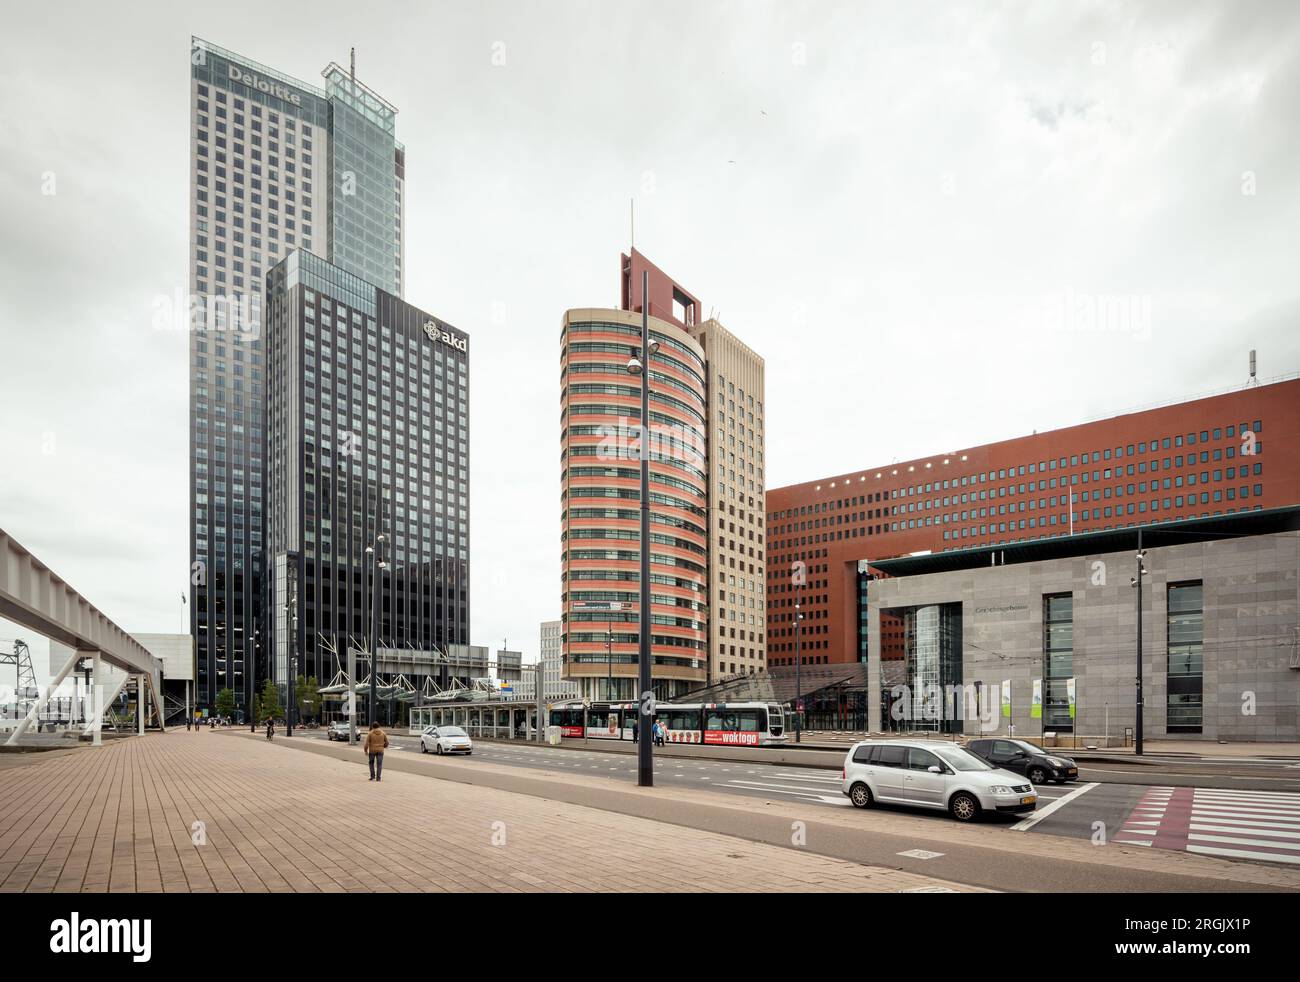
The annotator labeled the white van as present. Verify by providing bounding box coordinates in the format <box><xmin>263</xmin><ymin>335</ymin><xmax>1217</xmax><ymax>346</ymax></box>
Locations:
<box><xmin>842</xmin><ymin>739</ymin><xmax>1037</xmax><ymax>822</ymax></box>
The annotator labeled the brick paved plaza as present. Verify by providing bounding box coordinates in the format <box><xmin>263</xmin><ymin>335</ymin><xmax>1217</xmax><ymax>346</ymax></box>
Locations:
<box><xmin>0</xmin><ymin>732</ymin><xmax>981</xmax><ymax>893</ymax></box>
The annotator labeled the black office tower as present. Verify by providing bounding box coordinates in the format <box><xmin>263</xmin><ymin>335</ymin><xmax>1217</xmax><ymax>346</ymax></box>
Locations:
<box><xmin>264</xmin><ymin>250</ymin><xmax>469</xmax><ymax>700</ymax></box>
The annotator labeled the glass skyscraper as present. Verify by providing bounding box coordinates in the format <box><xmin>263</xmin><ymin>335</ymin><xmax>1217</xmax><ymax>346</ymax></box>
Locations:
<box><xmin>264</xmin><ymin>251</ymin><xmax>470</xmax><ymax>699</ymax></box>
<box><xmin>187</xmin><ymin>38</ymin><xmax>405</xmax><ymax>715</ymax></box>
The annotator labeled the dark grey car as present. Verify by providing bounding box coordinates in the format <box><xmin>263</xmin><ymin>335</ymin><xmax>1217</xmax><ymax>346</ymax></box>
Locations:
<box><xmin>966</xmin><ymin>738</ymin><xmax>1079</xmax><ymax>784</ymax></box>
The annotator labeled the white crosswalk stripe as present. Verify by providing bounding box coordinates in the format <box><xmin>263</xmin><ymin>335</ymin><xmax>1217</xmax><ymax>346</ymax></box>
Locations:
<box><xmin>1117</xmin><ymin>786</ymin><xmax>1300</xmax><ymax>865</ymax></box>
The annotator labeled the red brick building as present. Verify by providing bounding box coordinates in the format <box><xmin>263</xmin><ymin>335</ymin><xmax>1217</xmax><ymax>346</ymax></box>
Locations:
<box><xmin>766</xmin><ymin>376</ymin><xmax>1300</xmax><ymax>668</ymax></box>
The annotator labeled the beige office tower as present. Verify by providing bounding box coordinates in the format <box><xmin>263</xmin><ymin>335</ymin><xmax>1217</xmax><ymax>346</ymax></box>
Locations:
<box><xmin>690</xmin><ymin>319</ymin><xmax>766</xmax><ymax>682</ymax></box>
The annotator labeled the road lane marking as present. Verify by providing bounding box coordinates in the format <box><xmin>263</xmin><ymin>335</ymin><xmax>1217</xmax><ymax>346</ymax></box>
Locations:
<box><xmin>1011</xmin><ymin>781</ymin><xmax>1098</xmax><ymax>832</ymax></box>
<box><xmin>728</xmin><ymin>785</ymin><xmax>847</xmax><ymax>801</ymax></box>
<box><xmin>1187</xmin><ymin>844</ymin><xmax>1300</xmax><ymax>865</ymax></box>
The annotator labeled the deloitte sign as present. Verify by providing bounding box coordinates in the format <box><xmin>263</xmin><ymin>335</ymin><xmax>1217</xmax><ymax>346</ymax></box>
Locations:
<box><xmin>228</xmin><ymin>64</ymin><xmax>303</xmax><ymax>107</ymax></box>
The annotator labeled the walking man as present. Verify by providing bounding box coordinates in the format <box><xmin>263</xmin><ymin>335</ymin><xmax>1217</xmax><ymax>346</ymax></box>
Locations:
<box><xmin>364</xmin><ymin>721</ymin><xmax>390</xmax><ymax>782</ymax></box>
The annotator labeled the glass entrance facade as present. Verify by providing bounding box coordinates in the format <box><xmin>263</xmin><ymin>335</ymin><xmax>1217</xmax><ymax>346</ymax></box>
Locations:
<box><xmin>1043</xmin><ymin>593</ymin><xmax>1074</xmax><ymax>732</ymax></box>
<box><xmin>1167</xmin><ymin>582</ymin><xmax>1204</xmax><ymax>733</ymax></box>
<box><xmin>893</xmin><ymin>602</ymin><xmax>963</xmax><ymax>733</ymax></box>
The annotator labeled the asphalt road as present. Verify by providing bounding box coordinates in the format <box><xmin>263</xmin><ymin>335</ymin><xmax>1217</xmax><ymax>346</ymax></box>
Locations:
<box><xmin>298</xmin><ymin>730</ymin><xmax>1300</xmax><ymax>868</ymax></box>
<box><xmin>299</xmin><ymin>730</ymin><xmax>1141</xmax><ymax>825</ymax></box>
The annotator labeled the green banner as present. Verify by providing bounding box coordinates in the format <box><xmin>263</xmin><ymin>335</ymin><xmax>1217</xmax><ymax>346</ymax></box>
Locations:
<box><xmin>1067</xmin><ymin>677</ymin><xmax>1076</xmax><ymax>719</ymax></box>
<box><xmin>1001</xmin><ymin>679</ymin><xmax>1011</xmax><ymax>719</ymax></box>
<box><xmin>1031</xmin><ymin>678</ymin><xmax>1042</xmax><ymax>720</ymax></box>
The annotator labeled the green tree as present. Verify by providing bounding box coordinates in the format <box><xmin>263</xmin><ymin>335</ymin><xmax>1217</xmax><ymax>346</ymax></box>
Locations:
<box><xmin>251</xmin><ymin>693</ymin><xmax>263</xmax><ymax>726</ymax></box>
<box><xmin>297</xmin><ymin>675</ymin><xmax>322</xmax><ymax>721</ymax></box>
<box><xmin>214</xmin><ymin>687</ymin><xmax>236</xmax><ymax>721</ymax></box>
<box><xmin>260</xmin><ymin>679</ymin><xmax>282</xmax><ymax>721</ymax></box>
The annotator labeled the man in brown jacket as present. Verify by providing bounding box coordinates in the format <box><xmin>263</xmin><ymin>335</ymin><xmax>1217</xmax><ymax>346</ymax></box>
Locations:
<box><xmin>364</xmin><ymin>721</ymin><xmax>390</xmax><ymax>781</ymax></box>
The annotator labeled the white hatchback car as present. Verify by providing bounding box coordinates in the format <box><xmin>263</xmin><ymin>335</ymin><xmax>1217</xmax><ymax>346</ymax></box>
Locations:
<box><xmin>842</xmin><ymin>739</ymin><xmax>1037</xmax><ymax>822</ymax></box>
<box><xmin>420</xmin><ymin>725</ymin><xmax>473</xmax><ymax>755</ymax></box>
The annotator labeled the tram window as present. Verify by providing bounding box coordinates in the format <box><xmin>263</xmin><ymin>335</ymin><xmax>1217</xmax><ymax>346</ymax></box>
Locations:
<box><xmin>737</xmin><ymin>711</ymin><xmax>761</xmax><ymax>731</ymax></box>
<box><xmin>667</xmin><ymin>711</ymin><xmax>695</xmax><ymax>730</ymax></box>
<box><xmin>705</xmin><ymin>711</ymin><xmax>724</xmax><ymax>730</ymax></box>
<box><xmin>588</xmin><ymin>710</ymin><xmax>611</xmax><ymax>728</ymax></box>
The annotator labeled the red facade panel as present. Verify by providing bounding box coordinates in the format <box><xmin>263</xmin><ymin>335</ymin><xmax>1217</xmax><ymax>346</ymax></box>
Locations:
<box><xmin>620</xmin><ymin>248</ymin><xmax>703</xmax><ymax>329</ymax></box>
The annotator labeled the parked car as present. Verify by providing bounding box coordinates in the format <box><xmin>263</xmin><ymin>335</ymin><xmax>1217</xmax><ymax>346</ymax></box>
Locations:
<box><xmin>327</xmin><ymin>720</ymin><xmax>359</xmax><ymax>743</ymax></box>
<box><xmin>421</xmin><ymin>725</ymin><xmax>473</xmax><ymax>755</ymax></box>
<box><xmin>842</xmin><ymin>739</ymin><xmax>1037</xmax><ymax>822</ymax></box>
<box><xmin>966</xmin><ymin>738</ymin><xmax>1079</xmax><ymax>784</ymax></box>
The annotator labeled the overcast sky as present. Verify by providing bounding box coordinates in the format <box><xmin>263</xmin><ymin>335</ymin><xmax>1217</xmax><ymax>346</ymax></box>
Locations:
<box><xmin>1</xmin><ymin>0</ymin><xmax>1298</xmax><ymax>675</ymax></box>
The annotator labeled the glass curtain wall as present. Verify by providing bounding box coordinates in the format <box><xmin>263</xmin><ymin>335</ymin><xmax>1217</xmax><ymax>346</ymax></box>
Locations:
<box><xmin>902</xmin><ymin>603</ymin><xmax>963</xmax><ymax>733</ymax></box>
<box><xmin>1043</xmin><ymin>593</ymin><xmax>1074</xmax><ymax>732</ymax></box>
<box><xmin>1167</xmin><ymin>582</ymin><xmax>1204</xmax><ymax>733</ymax></box>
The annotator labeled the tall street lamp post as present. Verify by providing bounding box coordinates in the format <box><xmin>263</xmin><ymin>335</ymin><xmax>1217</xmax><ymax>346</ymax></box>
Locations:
<box><xmin>793</xmin><ymin>602</ymin><xmax>803</xmax><ymax>743</ymax></box>
<box><xmin>366</xmin><ymin>534</ymin><xmax>387</xmax><ymax>726</ymax></box>
<box><xmin>1130</xmin><ymin>529</ymin><xmax>1148</xmax><ymax>756</ymax></box>
<box><xmin>627</xmin><ymin>270</ymin><xmax>657</xmax><ymax>788</ymax></box>
<box><xmin>284</xmin><ymin>574</ymin><xmax>297</xmax><ymax>737</ymax></box>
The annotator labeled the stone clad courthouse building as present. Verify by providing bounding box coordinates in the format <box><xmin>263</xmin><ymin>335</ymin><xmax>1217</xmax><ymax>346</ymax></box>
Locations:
<box><xmin>865</xmin><ymin>508</ymin><xmax>1300</xmax><ymax>742</ymax></box>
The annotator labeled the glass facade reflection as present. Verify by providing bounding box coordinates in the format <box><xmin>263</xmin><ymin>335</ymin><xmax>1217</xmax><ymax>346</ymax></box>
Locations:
<box><xmin>900</xmin><ymin>603</ymin><xmax>963</xmax><ymax>733</ymax></box>
<box><xmin>322</xmin><ymin>64</ymin><xmax>403</xmax><ymax>295</ymax></box>
<box><xmin>1167</xmin><ymin>582</ymin><xmax>1204</xmax><ymax>733</ymax></box>
<box><xmin>1043</xmin><ymin>593</ymin><xmax>1074</xmax><ymax>731</ymax></box>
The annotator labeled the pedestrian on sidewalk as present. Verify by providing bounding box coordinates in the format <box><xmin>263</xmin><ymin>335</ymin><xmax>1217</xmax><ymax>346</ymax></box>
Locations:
<box><xmin>654</xmin><ymin>719</ymin><xmax>665</xmax><ymax>747</ymax></box>
<box><xmin>265</xmin><ymin>717</ymin><xmax>275</xmax><ymax>741</ymax></box>
<box><xmin>364</xmin><ymin>721</ymin><xmax>389</xmax><ymax>781</ymax></box>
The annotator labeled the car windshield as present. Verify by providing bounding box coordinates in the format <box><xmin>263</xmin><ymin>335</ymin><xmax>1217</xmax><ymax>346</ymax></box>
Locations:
<box><xmin>441</xmin><ymin>727</ymin><xmax>467</xmax><ymax>737</ymax></box>
<box><xmin>932</xmin><ymin>746</ymin><xmax>995</xmax><ymax>772</ymax></box>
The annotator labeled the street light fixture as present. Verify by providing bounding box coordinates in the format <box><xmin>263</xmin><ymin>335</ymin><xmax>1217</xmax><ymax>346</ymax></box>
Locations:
<box><xmin>627</xmin><ymin>271</ymin><xmax>657</xmax><ymax>788</ymax></box>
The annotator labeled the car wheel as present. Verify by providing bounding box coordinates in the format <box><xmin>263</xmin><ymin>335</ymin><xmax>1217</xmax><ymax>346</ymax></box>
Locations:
<box><xmin>849</xmin><ymin>782</ymin><xmax>873</xmax><ymax>809</ymax></box>
<box><xmin>435</xmin><ymin>744</ymin><xmax>443</xmax><ymax>755</ymax></box>
<box><xmin>1028</xmin><ymin>766</ymin><xmax>1048</xmax><ymax>785</ymax></box>
<box><xmin>949</xmin><ymin>791</ymin><xmax>981</xmax><ymax>823</ymax></box>
<box><xmin>420</xmin><ymin>742</ymin><xmax>427</xmax><ymax>754</ymax></box>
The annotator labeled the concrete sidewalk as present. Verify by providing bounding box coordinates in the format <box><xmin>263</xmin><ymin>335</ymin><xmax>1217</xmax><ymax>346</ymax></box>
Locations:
<box><xmin>0</xmin><ymin>731</ymin><xmax>982</xmax><ymax>893</ymax></box>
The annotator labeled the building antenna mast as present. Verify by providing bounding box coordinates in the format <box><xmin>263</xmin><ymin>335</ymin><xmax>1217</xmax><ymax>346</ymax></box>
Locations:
<box><xmin>630</xmin><ymin>197</ymin><xmax>634</xmax><ymax>252</ymax></box>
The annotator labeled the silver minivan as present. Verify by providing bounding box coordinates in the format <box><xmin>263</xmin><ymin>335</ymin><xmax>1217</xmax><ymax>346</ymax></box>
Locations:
<box><xmin>842</xmin><ymin>739</ymin><xmax>1037</xmax><ymax>822</ymax></box>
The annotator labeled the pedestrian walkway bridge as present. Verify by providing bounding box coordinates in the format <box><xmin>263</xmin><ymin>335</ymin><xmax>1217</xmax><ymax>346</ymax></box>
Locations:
<box><xmin>0</xmin><ymin>527</ymin><xmax>164</xmax><ymax>745</ymax></box>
